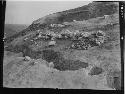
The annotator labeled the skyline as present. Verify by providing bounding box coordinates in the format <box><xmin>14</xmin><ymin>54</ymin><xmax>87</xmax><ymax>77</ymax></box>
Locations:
<box><xmin>5</xmin><ymin>1</ymin><xmax>91</xmax><ymax>25</ymax></box>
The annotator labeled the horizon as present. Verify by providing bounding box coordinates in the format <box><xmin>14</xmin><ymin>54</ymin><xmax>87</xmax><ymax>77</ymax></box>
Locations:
<box><xmin>5</xmin><ymin>1</ymin><xmax>91</xmax><ymax>25</ymax></box>
<box><xmin>5</xmin><ymin>23</ymin><xmax>30</xmax><ymax>25</ymax></box>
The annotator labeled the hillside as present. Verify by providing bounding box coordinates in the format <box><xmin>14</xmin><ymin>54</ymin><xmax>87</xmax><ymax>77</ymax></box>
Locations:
<box><xmin>4</xmin><ymin>2</ymin><xmax>118</xmax><ymax>43</ymax></box>
<box><xmin>4</xmin><ymin>24</ymin><xmax>28</xmax><ymax>38</ymax></box>
<box><xmin>3</xmin><ymin>2</ymin><xmax>121</xmax><ymax>90</ymax></box>
<box><xmin>33</xmin><ymin>2</ymin><xmax>118</xmax><ymax>24</ymax></box>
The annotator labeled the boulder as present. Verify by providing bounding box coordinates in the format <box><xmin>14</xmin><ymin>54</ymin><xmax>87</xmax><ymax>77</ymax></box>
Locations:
<box><xmin>48</xmin><ymin>40</ymin><xmax>56</xmax><ymax>46</ymax></box>
<box><xmin>24</xmin><ymin>56</ymin><xmax>31</xmax><ymax>61</ymax></box>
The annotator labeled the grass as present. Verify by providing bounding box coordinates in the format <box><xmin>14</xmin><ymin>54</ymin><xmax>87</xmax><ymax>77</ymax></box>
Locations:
<box><xmin>5</xmin><ymin>44</ymin><xmax>42</xmax><ymax>59</ymax></box>
<box><xmin>4</xmin><ymin>24</ymin><xmax>28</xmax><ymax>38</ymax></box>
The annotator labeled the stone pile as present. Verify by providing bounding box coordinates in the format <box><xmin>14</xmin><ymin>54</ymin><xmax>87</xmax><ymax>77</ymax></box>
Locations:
<box><xmin>70</xmin><ymin>30</ymin><xmax>105</xmax><ymax>50</ymax></box>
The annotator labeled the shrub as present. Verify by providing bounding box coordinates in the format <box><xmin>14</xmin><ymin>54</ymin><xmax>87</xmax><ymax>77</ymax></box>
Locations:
<box><xmin>88</xmin><ymin>66</ymin><xmax>103</xmax><ymax>76</ymax></box>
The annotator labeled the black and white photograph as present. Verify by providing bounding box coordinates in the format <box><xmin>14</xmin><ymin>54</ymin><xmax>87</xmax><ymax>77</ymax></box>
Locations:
<box><xmin>3</xmin><ymin>0</ymin><xmax>124</xmax><ymax>90</ymax></box>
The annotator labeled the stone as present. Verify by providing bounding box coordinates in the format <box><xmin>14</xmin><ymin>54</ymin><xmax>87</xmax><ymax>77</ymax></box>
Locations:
<box><xmin>48</xmin><ymin>41</ymin><xmax>56</xmax><ymax>46</ymax></box>
<box><xmin>24</xmin><ymin>56</ymin><xmax>31</xmax><ymax>61</ymax></box>
<box><xmin>48</xmin><ymin>62</ymin><xmax>54</xmax><ymax>68</ymax></box>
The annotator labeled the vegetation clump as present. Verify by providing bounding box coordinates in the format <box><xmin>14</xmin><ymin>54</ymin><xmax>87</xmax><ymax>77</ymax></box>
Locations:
<box><xmin>88</xmin><ymin>66</ymin><xmax>103</xmax><ymax>76</ymax></box>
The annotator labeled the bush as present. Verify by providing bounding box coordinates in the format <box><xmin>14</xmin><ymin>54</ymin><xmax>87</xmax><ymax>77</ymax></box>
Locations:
<box><xmin>88</xmin><ymin>66</ymin><xmax>103</xmax><ymax>76</ymax></box>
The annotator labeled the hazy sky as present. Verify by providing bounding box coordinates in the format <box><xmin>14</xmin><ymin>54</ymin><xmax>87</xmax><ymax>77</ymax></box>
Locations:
<box><xmin>5</xmin><ymin>1</ymin><xmax>91</xmax><ymax>24</ymax></box>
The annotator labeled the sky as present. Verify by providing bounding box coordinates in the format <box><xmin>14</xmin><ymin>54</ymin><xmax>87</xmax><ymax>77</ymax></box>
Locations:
<box><xmin>5</xmin><ymin>1</ymin><xmax>91</xmax><ymax>25</ymax></box>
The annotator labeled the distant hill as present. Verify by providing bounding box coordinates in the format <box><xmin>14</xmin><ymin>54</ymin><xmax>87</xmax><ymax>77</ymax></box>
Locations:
<box><xmin>4</xmin><ymin>24</ymin><xmax>28</xmax><ymax>38</ymax></box>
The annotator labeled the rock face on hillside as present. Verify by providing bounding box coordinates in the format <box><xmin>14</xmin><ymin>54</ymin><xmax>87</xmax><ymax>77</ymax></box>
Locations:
<box><xmin>3</xmin><ymin>2</ymin><xmax>121</xmax><ymax>90</ymax></box>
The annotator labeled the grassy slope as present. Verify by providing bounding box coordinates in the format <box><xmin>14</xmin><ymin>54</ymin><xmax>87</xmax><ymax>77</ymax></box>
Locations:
<box><xmin>4</xmin><ymin>24</ymin><xmax>28</xmax><ymax>38</ymax></box>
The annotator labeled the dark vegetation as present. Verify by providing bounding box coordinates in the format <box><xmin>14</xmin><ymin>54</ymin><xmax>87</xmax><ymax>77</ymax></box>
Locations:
<box><xmin>53</xmin><ymin>59</ymin><xmax>88</xmax><ymax>71</ymax></box>
<box><xmin>88</xmin><ymin>66</ymin><xmax>103</xmax><ymax>76</ymax></box>
<box><xmin>42</xmin><ymin>50</ymin><xmax>62</xmax><ymax>62</ymax></box>
<box><xmin>41</xmin><ymin>49</ymin><xmax>88</xmax><ymax>71</ymax></box>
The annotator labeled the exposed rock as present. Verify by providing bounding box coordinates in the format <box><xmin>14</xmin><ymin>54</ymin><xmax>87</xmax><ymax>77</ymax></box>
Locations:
<box><xmin>48</xmin><ymin>40</ymin><xmax>56</xmax><ymax>46</ymax></box>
